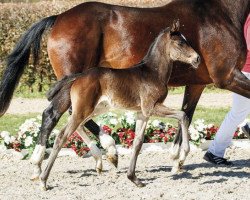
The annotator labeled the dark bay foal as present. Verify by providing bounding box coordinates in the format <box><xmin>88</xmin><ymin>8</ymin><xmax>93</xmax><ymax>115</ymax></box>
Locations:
<box><xmin>39</xmin><ymin>21</ymin><xmax>200</xmax><ymax>190</ymax></box>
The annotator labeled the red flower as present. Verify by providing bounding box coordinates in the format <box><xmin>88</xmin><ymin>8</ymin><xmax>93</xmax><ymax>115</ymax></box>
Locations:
<box><xmin>102</xmin><ymin>125</ymin><xmax>112</xmax><ymax>134</ymax></box>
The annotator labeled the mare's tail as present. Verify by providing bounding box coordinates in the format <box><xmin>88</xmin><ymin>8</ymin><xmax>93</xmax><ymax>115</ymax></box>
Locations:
<box><xmin>0</xmin><ymin>15</ymin><xmax>58</xmax><ymax>117</ymax></box>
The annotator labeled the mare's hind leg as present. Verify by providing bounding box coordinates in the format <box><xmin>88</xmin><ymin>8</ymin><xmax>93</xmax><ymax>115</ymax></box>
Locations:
<box><xmin>153</xmin><ymin>103</ymin><xmax>190</xmax><ymax>174</ymax></box>
<box><xmin>127</xmin><ymin>112</ymin><xmax>148</xmax><ymax>187</ymax></box>
<box><xmin>223</xmin><ymin>69</ymin><xmax>250</xmax><ymax>97</ymax></box>
<box><xmin>40</xmin><ymin>117</ymin><xmax>83</xmax><ymax>191</ymax></box>
<box><xmin>30</xmin><ymin>93</ymin><xmax>70</xmax><ymax>180</ymax></box>
<box><xmin>172</xmin><ymin>85</ymin><xmax>205</xmax><ymax>155</ymax></box>
<box><xmin>76</xmin><ymin>125</ymin><xmax>103</xmax><ymax>174</ymax></box>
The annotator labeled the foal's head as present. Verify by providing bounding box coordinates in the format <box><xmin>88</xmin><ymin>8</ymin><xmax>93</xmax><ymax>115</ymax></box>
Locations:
<box><xmin>164</xmin><ymin>20</ymin><xmax>200</xmax><ymax>69</ymax></box>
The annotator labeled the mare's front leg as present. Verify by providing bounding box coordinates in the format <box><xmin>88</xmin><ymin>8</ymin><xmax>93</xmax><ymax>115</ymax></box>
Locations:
<box><xmin>127</xmin><ymin>112</ymin><xmax>148</xmax><ymax>187</ymax></box>
<box><xmin>153</xmin><ymin>103</ymin><xmax>190</xmax><ymax>174</ymax></box>
<box><xmin>171</xmin><ymin>85</ymin><xmax>205</xmax><ymax>153</ymax></box>
<box><xmin>76</xmin><ymin>125</ymin><xmax>103</xmax><ymax>174</ymax></box>
<box><xmin>30</xmin><ymin>102</ymin><xmax>69</xmax><ymax>181</ymax></box>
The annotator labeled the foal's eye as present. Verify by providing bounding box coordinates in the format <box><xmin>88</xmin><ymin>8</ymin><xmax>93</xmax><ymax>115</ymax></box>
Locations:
<box><xmin>178</xmin><ymin>40</ymin><xmax>185</xmax><ymax>46</ymax></box>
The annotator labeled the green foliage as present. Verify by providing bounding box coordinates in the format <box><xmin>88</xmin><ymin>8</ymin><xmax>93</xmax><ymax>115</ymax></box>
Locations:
<box><xmin>0</xmin><ymin>1</ymin><xmax>82</xmax><ymax>93</ymax></box>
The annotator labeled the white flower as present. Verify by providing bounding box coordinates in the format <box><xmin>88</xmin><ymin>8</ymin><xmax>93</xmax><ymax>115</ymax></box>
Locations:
<box><xmin>207</xmin><ymin>123</ymin><xmax>214</xmax><ymax>129</ymax></box>
<box><xmin>110</xmin><ymin>118</ymin><xmax>118</xmax><ymax>126</ymax></box>
<box><xmin>4</xmin><ymin>135</ymin><xmax>11</xmax><ymax>145</ymax></box>
<box><xmin>189</xmin><ymin>125</ymin><xmax>200</xmax><ymax>141</ymax></box>
<box><xmin>125</xmin><ymin>111</ymin><xmax>135</xmax><ymax>119</ymax></box>
<box><xmin>200</xmin><ymin>138</ymin><xmax>206</xmax><ymax>143</ymax></box>
<box><xmin>10</xmin><ymin>136</ymin><xmax>16</xmax><ymax>143</ymax></box>
<box><xmin>24</xmin><ymin>136</ymin><xmax>33</xmax><ymax>147</ymax></box>
<box><xmin>152</xmin><ymin>120</ymin><xmax>160</xmax><ymax>128</ymax></box>
<box><xmin>124</xmin><ymin>112</ymin><xmax>135</xmax><ymax>125</ymax></box>
<box><xmin>0</xmin><ymin>131</ymin><xmax>10</xmax><ymax>139</ymax></box>
<box><xmin>196</xmin><ymin>124</ymin><xmax>207</xmax><ymax>132</ymax></box>
<box><xmin>107</xmin><ymin>112</ymin><xmax>117</xmax><ymax>117</ymax></box>
<box><xmin>126</xmin><ymin>117</ymin><xmax>135</xmax><ymax>125</ymax></box>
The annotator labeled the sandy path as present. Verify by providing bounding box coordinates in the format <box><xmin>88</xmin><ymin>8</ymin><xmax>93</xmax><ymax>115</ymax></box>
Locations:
<box><xmin>6</xmin><ymin>93</ymin><xmax>232</xmax><ymax>115</ymax></box>
<box><xmin>0</xmin><ymin>147</ymin><xmax>249</xmax><ymax>200</ymax></box>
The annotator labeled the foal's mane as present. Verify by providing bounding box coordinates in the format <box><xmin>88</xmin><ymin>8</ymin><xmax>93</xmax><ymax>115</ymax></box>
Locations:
<box><xmin>135</xmin><ymin>27</ymin><xmax>171</xmax><ymax>67</ymax></box>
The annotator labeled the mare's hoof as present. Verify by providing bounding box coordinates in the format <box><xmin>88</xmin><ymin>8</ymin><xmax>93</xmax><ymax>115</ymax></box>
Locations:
<box><xmin>107</xmin><ymin>155</ymin><xmax>118</xmax><ymax>168</ymax></box>
<box><xmin>171</xmin><ymin>167</ymin><xmax>180</xmax><ymax>175</ymax></box>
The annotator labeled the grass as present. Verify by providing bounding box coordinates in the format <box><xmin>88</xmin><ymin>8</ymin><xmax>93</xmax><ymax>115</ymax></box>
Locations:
<box><xmin>0</xmin><ymin>106</ymin><xmax>230</xmax><ymax>136</ymax></box>
<box><xmin>0</xmin><ymin>113</ymin><xmax>69</xmax><ymax>136</ymax></box>
<box><xmin>168</xmin><ymin>85</ymin><xmax>230</xmax><ymax>95</ymax></box>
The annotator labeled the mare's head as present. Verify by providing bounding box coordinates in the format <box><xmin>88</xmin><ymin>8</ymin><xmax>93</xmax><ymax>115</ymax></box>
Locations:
<box><xmin>163</xmin><ymin>20</ymin><xmax>200</xmax><ymax>69</ymax></box>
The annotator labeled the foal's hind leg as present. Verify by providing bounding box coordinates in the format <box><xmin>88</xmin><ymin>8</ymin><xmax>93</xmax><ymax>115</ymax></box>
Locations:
<box><xmin>76</xmin><ymin>125</ymin><xmax>103</xmax><ymax>174</ymax></box>
<box><xmin>30</xmin><ymin>94</ymin><xmax>70</xmax><ymax>180</ymax></box>
<box><xmin>153</xmin><ymin>104</ymin><xmax>190</xmax><ymax>174</ymax></box>
<box><xmin>39</xmin><ymin>117</ymin><xmax>83</xmax><ymax>190</ymax></box>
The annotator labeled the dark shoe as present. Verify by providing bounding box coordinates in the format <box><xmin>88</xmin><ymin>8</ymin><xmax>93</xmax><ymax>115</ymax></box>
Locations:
<box><xmin>242</xmin><ymin>124</ymin><xmax>250</xmax><ymax>139</ymax></box>
<box><xmin>203</xmin><ymin>151</ymin><xmax>232</xmax><ymax>166</ymax></box>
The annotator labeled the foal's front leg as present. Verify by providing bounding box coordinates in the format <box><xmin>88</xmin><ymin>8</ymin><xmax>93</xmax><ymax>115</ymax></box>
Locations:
<box><xmin>127</xmin><ymin>112</ymin><xmax>148</xmax><ymax>187</ymax></box>
<box><xmin>153</xmin><ymin>103</ymin><xmax>190</xmax><ymax>174</ymax></box>
<box><xmin>39</xmin><ymin>117</ymin><xmax>82</xmax><ymax>190</ymax></box>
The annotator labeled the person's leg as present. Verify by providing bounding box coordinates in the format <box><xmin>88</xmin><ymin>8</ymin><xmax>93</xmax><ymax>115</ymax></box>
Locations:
<box><xmin>207</xmin><ymin>73</ymin><xmax>250</xmax><ymax>159</ymax></box>
<box><xmin>208</xmin><ymin>92</ymin><xmax>250</xmax><ymax>158</ymax></box>
<box><xmin>242</xmin><ymin>122</ymin><xmax>250</xmax><ymax>138</ymax></box>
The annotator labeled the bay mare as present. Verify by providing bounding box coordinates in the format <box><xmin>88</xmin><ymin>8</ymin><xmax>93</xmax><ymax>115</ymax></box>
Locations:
<box><xmin>0</xmin><ymin>0</ymin><xmax>249</xmax><ymax>180</ymax></box>
<box><xmin>38</xmin><ymin>22</ymin><xmax>200</xmax><ymax>190</ymax></box>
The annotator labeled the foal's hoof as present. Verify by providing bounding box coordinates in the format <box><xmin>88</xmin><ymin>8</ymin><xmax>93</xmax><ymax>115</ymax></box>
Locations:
<box><xmin>127</xmin><ymin>175</ymin><xmax>145</xmax><ymax>187</ymax></box>
<box><xmin>30</xmin><ymin>174</ymin><xmax>40</xmax><ymax>181</ymax></box>
<box><xmin>39</xmin><ymin>179</ymin><xmax>47</xmax><ymax>191</ymax></box>
<box><xmin>107</xmin><ymin>154</ymin><xmax>118</xmax><ymax>168</ymax></box>
<box><xmin>96</xmin><ymin>167</ymin><xmax>102</xmax><ymax>175</ymax></box>
<box><xmin>135</xmin><ymin>181</ymin><xmax>146</xmax><ymax>188</ymax></box>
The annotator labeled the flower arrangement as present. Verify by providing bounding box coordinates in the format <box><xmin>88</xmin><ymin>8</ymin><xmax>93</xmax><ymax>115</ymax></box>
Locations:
<box><xmin>1</xmin><ymin>113</ymin><xmax>249</xmax><ymax>157</ymax></box>
<box><xmin>63</xmin><ymin>132</ymin><xmax>90</xmax><ymax>157</ymax></box>
<box><xmin>0</xmin><ymin>116</ymin><xmax>58</xmax><ymax>156</ymax></box>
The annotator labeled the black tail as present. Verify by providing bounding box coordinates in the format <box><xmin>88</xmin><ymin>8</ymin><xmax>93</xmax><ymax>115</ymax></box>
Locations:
<box><xmin>0</xmin><ymin>15</ymin><xmax>58</xmax><ymax>117</ymax></box>
<box><xmin>47</xmin><ymin>73</ymin><xmax>83</xmax><ymax>101</ymax></box>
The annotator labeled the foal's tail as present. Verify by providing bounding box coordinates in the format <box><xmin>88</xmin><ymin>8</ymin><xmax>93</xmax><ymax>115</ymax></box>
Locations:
<box><xmin>47</xmin><ymin>73</ymin><xmax>83</xmax><ymax>101</ymax></box>
<box><xmin>0</xmin><ymin>15</ymin><xmax>58</xmax><ymax>117</ymax></box>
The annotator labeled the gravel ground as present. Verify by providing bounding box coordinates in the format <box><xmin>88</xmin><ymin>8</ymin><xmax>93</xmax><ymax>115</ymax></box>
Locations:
<box><xmin>6</xmin><ymin>93</ymin><xmax>232</xmax><ymax>115</ymax></box>
<box><xmin>0</xmin><ymin>147</ymin><xmax>249</xmax><ymax>200</ymax></box>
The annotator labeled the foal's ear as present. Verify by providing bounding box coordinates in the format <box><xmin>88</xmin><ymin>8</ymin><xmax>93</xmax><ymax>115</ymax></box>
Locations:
<box><xmin>171</xmin><ymin>19</ymin><xmax>180</xmax><ymax>33</ymax></box>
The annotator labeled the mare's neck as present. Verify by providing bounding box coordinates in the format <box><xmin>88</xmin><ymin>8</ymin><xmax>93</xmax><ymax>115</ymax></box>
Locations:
<box><xmin>143</xmin><ymin>35</ymin><xmax>173</xmax><ymax>84</ymax></box>
<box><xmin>220</xmin><ymin>0</ymin><xmax>250</xmax><ymax>28</ymax></box>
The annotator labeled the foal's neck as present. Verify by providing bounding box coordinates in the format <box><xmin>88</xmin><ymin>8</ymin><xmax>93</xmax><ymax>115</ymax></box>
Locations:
<box><xmin>143</xmin><ymin>34</ymin><xmax>173</xmax><ymax>84</ymax></box>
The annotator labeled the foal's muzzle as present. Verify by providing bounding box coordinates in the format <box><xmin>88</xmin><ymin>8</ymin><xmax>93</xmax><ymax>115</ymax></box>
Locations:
<box><xmin>191</xmin><ymin>55</ymin><xmax>201</xmax><ymax>69</ymax></box>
